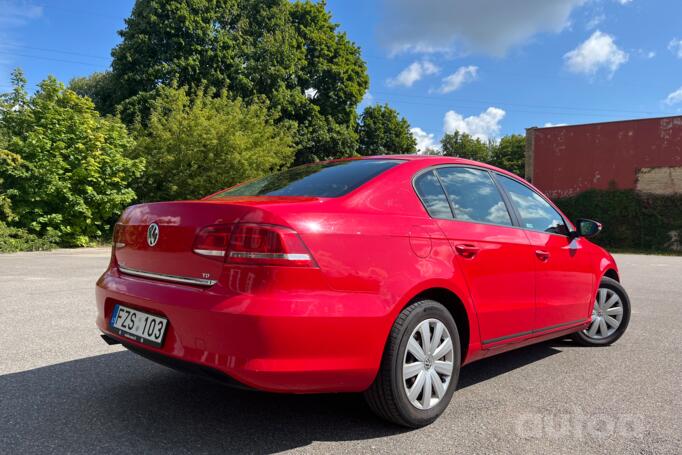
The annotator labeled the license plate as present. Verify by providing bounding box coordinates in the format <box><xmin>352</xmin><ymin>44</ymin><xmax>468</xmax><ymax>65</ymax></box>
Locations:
<box><xmin>109</xmin><ymin>304</ymin><xmax>168</xmax><ymax>348</ymax></box>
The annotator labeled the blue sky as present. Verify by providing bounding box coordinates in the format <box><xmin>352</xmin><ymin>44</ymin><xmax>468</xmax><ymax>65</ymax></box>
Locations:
<box><xmin>1</xmin><ymin>0</ymin><xmax>681</xmax><ymax>151</ymax></box>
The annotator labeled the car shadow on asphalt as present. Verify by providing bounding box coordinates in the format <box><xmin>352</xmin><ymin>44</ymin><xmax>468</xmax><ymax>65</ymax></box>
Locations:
<box><xmin>0</xmin><ymin>341</ymin><xmax>565</xmax><ymax>454</ymax></box>
<box><xmin>457</xmin><ymin>341</ymin><xmax>563</xmax><ymax>389</ymax></box>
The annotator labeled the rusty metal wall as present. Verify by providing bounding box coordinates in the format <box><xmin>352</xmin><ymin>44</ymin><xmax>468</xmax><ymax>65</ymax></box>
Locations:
<box><xmin>526</xmin><ymin>116</ymin><xmax>682</xmax><ymax>198</ymax></box>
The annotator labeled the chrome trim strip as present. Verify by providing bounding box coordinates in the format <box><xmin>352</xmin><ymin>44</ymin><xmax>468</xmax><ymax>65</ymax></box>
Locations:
<box><xmin>482</xmin><ymin>318</ymin><xmax>585</xmax><ymax>345</ymax></box>
<box><xmin>118</xmin><ymin>265</ymin><xmax>217</xmax><ymax>286</ymax></box>
<box><xmin>228</xmin><ymin>252</ymin><xmax>311</xmax><ymax>261</ymax></box>
<box><xmin>193</xmin><ymin>249</ymin><xmax>226</xmax><ymax>257</ymax></box>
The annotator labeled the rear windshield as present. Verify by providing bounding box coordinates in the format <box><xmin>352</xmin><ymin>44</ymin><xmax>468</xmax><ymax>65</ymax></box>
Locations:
<box><xmin>209</xmin><ymin>159</ymin><xmax>405</xmax><ymax>198</ymax></box>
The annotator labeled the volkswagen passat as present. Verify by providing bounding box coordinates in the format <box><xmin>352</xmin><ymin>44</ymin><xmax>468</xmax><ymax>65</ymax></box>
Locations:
<box><xmin>96</xmin><ymin>156</ymin><xmax>630</xmax><ymax>427</ymax></box>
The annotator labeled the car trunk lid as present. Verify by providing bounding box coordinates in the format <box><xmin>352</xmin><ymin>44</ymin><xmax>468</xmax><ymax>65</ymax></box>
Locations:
<box><xmin>113</xmin><ymin>198</ymin><xmax>322</xmax><ymax>286</ymax></box>
<box><xmin>114</xmin><ymin>201</ymin><xmax>250</xmax><ymax>286</ymax></box>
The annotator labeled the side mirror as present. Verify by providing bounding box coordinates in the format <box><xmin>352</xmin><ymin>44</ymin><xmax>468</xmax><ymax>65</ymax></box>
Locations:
<box><xmin>574</xmin><ymin>219</ymin><xmax>602</xmax><ymax>238</ymax></box>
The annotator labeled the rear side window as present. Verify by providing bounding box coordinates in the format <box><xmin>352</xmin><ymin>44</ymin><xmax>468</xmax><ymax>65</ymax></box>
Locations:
<box><xmin>414</xmin><ymin>171</ymin><xmax>453</xmax><ymax>218</ymax></box>
<box><xmin>496</xmin><ymin>174</ymin><xmax>569</xmax><ymax>235</ymax></box>
<box><xmin>209</xmin><ymin>159</ymin><xmax>404</xmax><ymax>198</ymax></box>
<box><xmin>436</xmin><ymin>167</ymin><xmax>512</xmax><ymax>226</ymax></box>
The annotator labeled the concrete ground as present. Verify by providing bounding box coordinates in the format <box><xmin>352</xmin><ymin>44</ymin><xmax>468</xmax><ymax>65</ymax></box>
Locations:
<box><xmin>0</xmin><ymin>249</ymin><xmax>680</xmax><ymax>454</ymax></box>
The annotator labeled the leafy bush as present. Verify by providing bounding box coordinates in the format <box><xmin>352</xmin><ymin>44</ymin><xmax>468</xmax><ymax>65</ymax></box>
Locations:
<box><xmin>555</xmin><ymin>189</ymin><xmax>682</xmax><ymax>253</ymax></box>
<box><xmin>129</xmin><ymin>85</ymin><xmax>295</xmax><ymax>202</ymax></box>
<box><xmin>0</xmin><ymin>149</ymin><xmax>20</xmax><ymax>222</ymax></box>
<box><xmin>0</xmin><ymin>221</ymin><xmax>56</xmax><ymax>253</ymax></box>
<box><xmin>0</xmin><ymin>70</ymin><xmax>144</xmax><ymax>247</ymax></box>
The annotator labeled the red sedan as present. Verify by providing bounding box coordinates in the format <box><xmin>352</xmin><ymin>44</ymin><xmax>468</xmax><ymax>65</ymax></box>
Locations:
<box><xmin>96</xmin><ymin>156</ymin><xmax>631</xmax><ymax>427</ymax></box>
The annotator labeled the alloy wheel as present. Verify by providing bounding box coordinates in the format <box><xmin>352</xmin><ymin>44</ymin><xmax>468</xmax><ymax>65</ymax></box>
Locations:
<box><xmin>402</xmin><ymin>318</ymin><xmax>455</xmax><ymax>410</ymax></box>
<box><xmin>583</xmin><ymin>287</ymin><xmax>624</xmax><ymax>340</ymax></box>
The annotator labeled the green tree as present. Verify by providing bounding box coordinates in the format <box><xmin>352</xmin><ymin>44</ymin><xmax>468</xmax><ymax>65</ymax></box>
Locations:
<box><xmin>0</xmin><ymin>70</ymin><xmax>28</xmax><ymax>223</ymax></box>
<box><xmin>357</xmin><ymin>104</ymin><xmax>416</xmax><ymax>155</ymax></box>
<box><xmin>0</xmin><ymin>70</ymin><xmax>143</xmax><ymax>246</ymax></box>
<box><xmin>93</xmin><ymin>0</ymin><xmax>368</xmax><ymax>163</ymax></box>
<box><xmin>440</xmin><ymin>131</ymin><xmax>490</xmax><ymax>161</ymax></box>
<box><xmin>489</xmin><ymin>134</ymin><xmax>525</xmax><ymax>176</ymax></box>
<box><xmin>129</xmin><ymin>85</ymin><xmax>295</xmax><ymax>202</ymax></box>
<box><xmin>0</xmin><ymin>150</ymin><xmax>22</xmax><ymax>222</ymax></box>
<box><xmin>69</xmin><ymin>71</ymin><xmax>120</xmax><ymax>117</ymax></box>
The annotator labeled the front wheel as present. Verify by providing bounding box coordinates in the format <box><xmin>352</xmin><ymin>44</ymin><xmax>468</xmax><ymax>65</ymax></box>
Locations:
<box><xmin>364</xmin><ymin>300</ymin><xmax>461</xmax><ymax>427</ymax></box>
<box><xmin>572</xmin><ymin>276</ymin><xmax>631</xmax><ymax>346</ymax></box>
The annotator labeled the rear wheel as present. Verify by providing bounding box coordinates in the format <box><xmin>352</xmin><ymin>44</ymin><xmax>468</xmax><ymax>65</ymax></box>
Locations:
<box><xmin>572</xmin><ymin>276</ymin><xmax>630</xmax><ymax>346</ymax></box>
<box><xmin>364</xmin><ymin>300</ymin><xmax>461</xmax><ymax>427</ymax></box>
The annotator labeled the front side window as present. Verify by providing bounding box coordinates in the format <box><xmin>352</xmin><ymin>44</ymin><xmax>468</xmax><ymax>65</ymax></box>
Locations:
<box><xmin>496</xmin><ymin>174</ymin><xmax>569</xmax><ymax>235</ymax></box>
<box><xmin>435</xmin><ymin>167</ymin><xmax>512</xmax><ymax>226</ymax></box>
<box><xmin>209</xmin><ymin>159</ymin><xmax>404</xmax><ymax>199</ymax></box>
<box><xmin>414</xmin><ymin>170</ymin><xmax>453</xmax><ymax>219</ymax></box>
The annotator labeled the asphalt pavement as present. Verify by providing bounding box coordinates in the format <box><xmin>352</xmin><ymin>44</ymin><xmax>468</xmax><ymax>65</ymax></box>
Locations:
<box><xmin>1</xmin><ymin>248</ymin><xmax>680</xmax><ymax>454</ymax></box>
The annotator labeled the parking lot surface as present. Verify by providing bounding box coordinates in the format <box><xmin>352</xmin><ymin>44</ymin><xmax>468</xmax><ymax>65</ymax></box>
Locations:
<box><xmin>1</xmin><ymin>248</ymin><xmax>680</xmax><ymax>454</ymax></box>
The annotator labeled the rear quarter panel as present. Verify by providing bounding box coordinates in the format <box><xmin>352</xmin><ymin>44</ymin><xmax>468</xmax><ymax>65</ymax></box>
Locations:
<box><xmin>264</xmin><ymin>161</ymin><xmax>483</xmax><ymax>363</ymax></box>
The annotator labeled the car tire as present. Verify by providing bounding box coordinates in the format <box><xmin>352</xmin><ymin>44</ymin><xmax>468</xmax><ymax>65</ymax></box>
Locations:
<box><xmin>364</xmin><ymin>299</ymin><xmax>461</xmax><ymax>428</ymax></box>
<box><xmin>571</xmin><ymin>276</ymin><xmax>631</xmax><ymax>346</ymax></box>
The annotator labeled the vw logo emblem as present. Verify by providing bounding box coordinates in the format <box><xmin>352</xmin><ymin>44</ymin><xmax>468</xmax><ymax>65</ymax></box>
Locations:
<box><xmin>147</xmin><ymin>223</ymin><xmax>160</xmax><ymax>247</ymax></box>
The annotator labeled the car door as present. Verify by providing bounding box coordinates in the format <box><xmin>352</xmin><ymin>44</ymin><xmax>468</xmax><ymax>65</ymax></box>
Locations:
<box><xmin>414</xmin><ymin>166</ymin><xmax>537</xmax><ymax>346</ymax></box>
<box><xmin>494</xmin><ymin>173</ymin><xmax>594</xmax><ymax>332</ymax></box>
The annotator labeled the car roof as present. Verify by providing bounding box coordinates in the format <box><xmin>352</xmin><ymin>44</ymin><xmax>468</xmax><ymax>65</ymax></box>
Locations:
<box><xmin>339</xmin><ymin>155</ymin><xmax>521</xmax><ymax>179</ymax></box>
<box><xmin>355</xmin><ymin>154</ymin><xmax>456</xmax><ymax>162</ymax></box>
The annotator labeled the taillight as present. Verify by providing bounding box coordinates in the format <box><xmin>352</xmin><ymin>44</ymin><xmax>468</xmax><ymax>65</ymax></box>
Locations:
<box><xmin>227</xmin><ymin>223</ymin><xmax>317</xmax><ymax>267</ymax></box>
<box><xmin>113</xmin><ymin>224</ymin><xmax>126</xmax><ymax>249</ymax></box>
<box><xmin>193</xmin><ymin>225</ymin><xmax>231</xmax><ymax>259</ymax></box>
<box><xmin>192</xmin><ymin>223</ymin><xmax>317</xmax><ymax>266</ymax></box>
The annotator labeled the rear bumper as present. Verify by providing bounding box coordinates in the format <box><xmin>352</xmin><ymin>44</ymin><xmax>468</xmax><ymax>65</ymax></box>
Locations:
<box><xmin>118</xmin><ymin>339</ymin><xmax>254</xmax><ymax>390</ymax></box>
<box><xmin>96</xmin><ymin>267</ymin><xmax>392</xmax><ymax>393</ymax></box>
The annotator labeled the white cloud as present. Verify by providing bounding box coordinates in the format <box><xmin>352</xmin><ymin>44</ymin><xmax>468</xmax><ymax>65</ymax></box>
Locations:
<box><xmin>664</xmin><ymin>86</ymin><xmax>682</xmax><ymax>106</ymax></box>
<box><xmin>435</xmin><ymin>65</ymin><xmax>478</xmax><ymax>94</ymax></box>
<box><xmin>411</xmin><ymin>127</ymin><xmax>440</xmax><ymax>153</ymax></box>
<box><xmin>379</xmin><ymin>0</ymin><xmax>586</xmax><ymax>56</ymax></box>
<box><xmin>668</xmin><ymin>38</ymin><xmax>682</xmax><ymax>59</ymax></box>
<box><xmin>544</xmin><ymin>122</ymin><xmax>568</xmax><ymax>127</ymax></box>
<box><xmin>615</xmin><ymin>0</ymin><xmax>632</xmax><ymax>4</ymax></box>
<box><xmin>632</xmin><ymin>48</ymin><xmax>654</xmax><ymax>60</ymax></box>
<box><xmin>387</xmin><ymin>60</ymin><xmax>439</xmax><ymax>87</ymax></box>
<box><xmin>443</xmin><ymin>107</ymin><xmax>506</xmax><ymax>141</ymax></box>
<box><xmin>0</xmin><ymin>1</ymin><xmax>43</xmax><ymax>28</ymax></box>
<box><xmin>586</xmin><ymin>14</ymin><xmax>605</xmax><ymax>30</ymax></box>
<box><xmin>564</xmin><ymin>30</ymin><xmax>628</xmax><ymax>77</ymax></box>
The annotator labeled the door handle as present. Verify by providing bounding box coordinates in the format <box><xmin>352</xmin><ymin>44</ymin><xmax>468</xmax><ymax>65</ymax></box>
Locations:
<box><xmin>455</xmin><ymin>244</ymin><xmax>480</xmax><ymax>258</ymax></box>
<box><xmin>535</xmin><ymin>249</ymin><xmax>550</xmax><ymax>261</ymax></box>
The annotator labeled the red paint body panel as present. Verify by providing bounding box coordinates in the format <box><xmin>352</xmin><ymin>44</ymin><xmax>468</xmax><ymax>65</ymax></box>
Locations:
<box><xmin>96</xmin><ymin>156</ymin><xmax>619</xmax><ymax>393</ymax></box>
<box><xmin>523</xmin><ymin>232</ymin><xmax>595</xmax><ymax>329</ymax></box>
<box><xmin>436</xmin><ymin>220</ymin><xmax>536</xmax><ymax>343</ymax></box>
<box><xmin>529</xmin><ymin>115</ymin><xmax>682</xmax><ymax>197</ymax></box>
